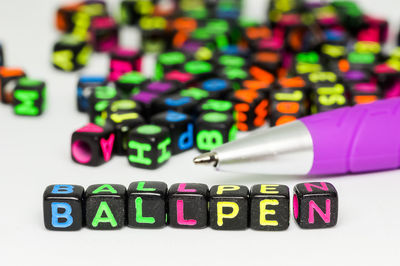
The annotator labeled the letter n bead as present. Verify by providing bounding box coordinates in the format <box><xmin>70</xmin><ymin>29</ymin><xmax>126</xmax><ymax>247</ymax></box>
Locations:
<box><xmin>43</xmin><ymin>185</ymin><xmax>84</xmax><ymax>231</ymax></box>
<box><xmin>168</xmin><ymin>183</ymin><xmax>209</xmax><ymax>229</ymax></box>
<box><xmin>250</xmin><ymin>184</ymin><xmax>290</xmax><ymax>231</ymax></box>
<box><xmin>127</xmin><ymin>181</ymin><xmax>167</xmax><ymax>228</ymax></box>
<box><xmin>293</xmin><ymin>182</ymin><xmax>338</xmax><ymax>229</ymax></box>
<box><xmin>85</xmin><ymin>184</ymin><xmax>127</xmax><ymax>230</ymax></box>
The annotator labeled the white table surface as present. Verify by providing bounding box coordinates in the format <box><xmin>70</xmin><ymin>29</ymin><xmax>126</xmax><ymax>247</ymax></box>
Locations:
<box><xmin>0</xmin><ymin>0</ymin><xmax>399</xmax><ymax>265</ymax></box>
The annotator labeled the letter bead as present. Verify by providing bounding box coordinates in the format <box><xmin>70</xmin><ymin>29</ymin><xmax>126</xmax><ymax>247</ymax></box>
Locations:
<box><xmin>43</xmin><ymin>185</ymin><xmax>84</xmax><ymax>231</ymax></box>
<box><xmin>12</xmin><ymin>78</ymin><xmax>46</xmax><ymax>116</ymax></box>
<box><xmin>168</xmin><ymin>183</ymin><xmax>209</xmax><ymax>229</ymax></box>
<box><xmin>89</xmin><ymin>16</ymin><xmax>119</xmax><ymax>53</ymax></box>
<box><xmin>209</xmin><ymin>185</ymin><xmax>249</xmax><ymax>230</ymax></box>
<box><xmin>88</xmin><ymin>86</ymin><xmax>120</xmax><ymax>126</ymax></box>
<box><xmin>250</xmin><ymin>184</ymin><xmax>290</xmax><ymax>231</ymax></box>
<box><xmin>151</xmin><ymin>111</ymin><xmax>194</xmax><ymax>155</ymax></box>
<box><xmin>127</xmin><ymin>181</ymin><xmax>168</xmax><ymax>228</ymax></box>
<box><xmin>229</xmin><ymin>89</ymin><xmax>268</xmax><ymax>131</ymax></box>
<box><xmin>107</xmin><ymin>110</ymin><xmax>145</xmax><ymax>156</ymax></box>
<box><xmin>127</xmin><ymin>124</ymin><xmax>171</xmax><ymax>169</ymax></box>
<box><xmin>71</xmin><ymin>123</ymin><xmax>115</xmax><ymax>166</ymax></box>
<box><xmin>0</xmin><ymin>66</ymin><xmax>26</xmax><ymax>104</ymax></box>
<box><xmin>153</xmin><ymin>94</ymin><xmax>198</xmax><ymax>116</ymax></box>
<box><xmin>77</xmin><ymin>76</ymin><xmax>107</xmax><ymax>113</ymax></box>
<box><xmin>52</xmin><ymin>35</ymin><xmax>92</xmax><ymax>72</ymax></box>
<box><xmin>195</xmin><ymin>112</ymin><xmax>237</xmax><ymax>152</ymax></box>
<box><xmin>293</xmin><ymin>182</ymin><xmax>338</xmax><ymax>229</ymax></box>
<box><xmin>85</xmin><ymin>184</ymin><xmax>126</xmax><ymax>230</ymax></box>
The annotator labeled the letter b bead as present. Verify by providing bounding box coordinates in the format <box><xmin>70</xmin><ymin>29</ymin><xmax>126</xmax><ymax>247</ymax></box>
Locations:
<box><xmin>250</xmin><ymin>184</ymin><xmax>290</xmax><ymax>231</ymax></box>
<box><xmin>293</xmin><ymin>182</ymin><xmax>338</xmax><ymax>229</ymax></box>
<box><xmin>195</xmin><ymin>112</ymin><xmax>237</xmax><ymax>152</ymax></box>
<box><xmin>43</xmin><ymin>185</ymin><xmax>84</xmax><ymax>231</ymax></box>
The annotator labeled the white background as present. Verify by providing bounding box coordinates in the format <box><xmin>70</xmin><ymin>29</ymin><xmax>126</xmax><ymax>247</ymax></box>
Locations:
<box><xmin>0</xmin><ymin>0</ymin><xmax>400</xmax><ymax>265</ymax></box>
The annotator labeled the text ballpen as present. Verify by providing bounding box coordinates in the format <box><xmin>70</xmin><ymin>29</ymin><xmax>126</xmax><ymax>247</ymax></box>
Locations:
<box><xmin>193</xmin><ymin>98</ymin><xmax>400</xmax><ymax>175</ymax></box>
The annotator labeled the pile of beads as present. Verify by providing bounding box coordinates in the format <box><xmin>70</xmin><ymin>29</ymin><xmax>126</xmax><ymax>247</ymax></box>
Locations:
<box><xmin>56</xmin><ymin>0</ymin><xmax>400</xmax><ymax>169</ymax></box>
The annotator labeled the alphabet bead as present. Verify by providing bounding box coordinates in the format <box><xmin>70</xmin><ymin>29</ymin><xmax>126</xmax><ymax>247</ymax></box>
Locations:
<box><xmin>77</xmin><ymin>76</ymin><xmax>107</xmax><ymax>113</ymax></box>
<box><xmin>164</xmin><ymin>70</ymin><xmax>195</xmax><ymax>87</ymax></box>
<box><xmin>52</xmin><ymin>35</ymin><xmax>92</xmax><ymax>72</ymax></box>
<box><xmin>107</xmin><ymin>111</ymin><xmax>145</xmax><ymax>155</ymax></box>
<box><xmin>89</xmin><ymin>16</ymin><xmax>119</xmax><ymax>52</ymax></box>
<box><xmin>250</xmin><ymin>184</ymin><xmax>290</xmax><ymax>231</ymax></box>
<box><xmin>200</xmin><ymin>78</ymin><xmax>233</xmax><ymax>99</ymax></box>
<box><xmin>168</xmin><ymin>183</ymin><xmax>209</xmax><ymax>229</ymax></box>
<box><xmin>0</xmin><ymin>66</ymin><xmax>25</xmax><ymax>104</ymax></box>
<box><xmin>88</xmin><ymin>86</ymin><xmax>120</xmax><ymax>126</ymax></box>
<box><xmin>85</xmin><ymin>184</ymin><xmax>126</xmax><ymax>230</ymax></box>
<box><xmin>151</xmin><ymin>111</ymin><xmax>194</xmax><ymax>155</ymax></box>
<box><xmin>198</xmin><ymin>99</ymin><xmax>234</xmax><ymax>115</ymax></box>
<box><xmin>131</xmin><ymin>91</ymin><xmax>160</xmax><ymax>118</ymax></box>
<box><xmin>127</xmin><ymin>181</ymin><xmax>167</xmax><ymax>228</ymax></box>
<box><xmin>108</xmin><ymin>48</ymin><xmax>142</xmax><ymax>81</ymax></box>
<box><xmin>55</xmin><ymin>3</ymin><xmax>82</xmax><ymax>33</ymax></box>
<box><xmin>120</xmin><ymin>0</ymin><xmax>154</xmax><ymax>26</ymax></box>
<box><xmin>115</xmin><ymin>71</ymin><xmax>148</xmax><ymax>97</ymax></box>
<box><xmin>127</xmin><ymin>124</ymin><xmax>171</xmax><ymax>169</ymax></box>
<box><xmin>43</xmin><ymin>185</ymin><xmax>84</xmax><ymax>231</ymax></box>
<box><xmin>229</xmin><ymin>89</ymin><xmax>268</xmax><ymax>131</ymax></box>
<box><xmin>293</xmin><ymin>182</ymin><xmax>338</xmax><ymax>229</ymax></box>
<box><xmin>141</xmin><ymin>80</ymin><xmax>180</xmax><ymax>96</ymax></box>
<box><xmin>153</xmin><ymin>94</ymin><xmax>198</xmax><ymax>115</ymax></box>
<box><xmin>155</xmin><ymin>51</ymin><xmax>187</xmax><ymax>80</ymax></box>
<box><xmin>270</xmin><ymin>89</ymin><xmax>307</xmax><ymax>126</ymax></box>
<box><xmin>12</xmin><ymin>78</ymin><xmax>46</xmax><ymax>116</ymax></box>
<box><xmin>139</xmin><ymin>15</ymin><xmax>170</xmax><ymax>53</ymax></box>
<box><xmin>181</xmin><ymin>60</ymin><xmax>214</xmax><ymax>81</ymax></box>
<box><xmin>209</xmin><ymin>185</ymin><xmax>249</xmax><ymax>230</ymax></box>
<box><xmin>195</xmin><ymin>112</ymin><xmax>236</xmax><ymax>152</ymax></box>
<box><xmin>71</xmin><ymin>123</ymin><xmax>115</xmax><ymax>166</ymax></box>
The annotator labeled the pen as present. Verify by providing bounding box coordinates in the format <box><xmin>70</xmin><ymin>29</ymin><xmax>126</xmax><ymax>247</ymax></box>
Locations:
<box><xmin>193</xmin><ymin>97</ymin><xmax>400</xmax><ymax>175</ymax></box>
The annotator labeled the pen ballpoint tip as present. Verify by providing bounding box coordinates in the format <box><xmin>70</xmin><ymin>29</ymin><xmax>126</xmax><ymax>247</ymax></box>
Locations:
<box><xmin>193</xmin><ymin>152</ymin><xmax>218</xmax><ymax>166</ymax></box>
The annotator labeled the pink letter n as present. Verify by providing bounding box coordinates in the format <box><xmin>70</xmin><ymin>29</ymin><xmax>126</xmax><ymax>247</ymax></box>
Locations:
<box><xmin>308</xmin><ymin>199</ymin><xmax>331</xmax><ymax>224</ymax></box>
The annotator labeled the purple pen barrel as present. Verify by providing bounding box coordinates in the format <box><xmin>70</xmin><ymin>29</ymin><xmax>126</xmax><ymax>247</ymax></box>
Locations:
<box><xmin>300</xmin><ymin>97</ymin><xmax>400</xmax><ymax>175</ymax></box>
<box><xmin>194</xmin><ymin>98</ymin><xmax>400</xmax><ymax>176</ymax></box>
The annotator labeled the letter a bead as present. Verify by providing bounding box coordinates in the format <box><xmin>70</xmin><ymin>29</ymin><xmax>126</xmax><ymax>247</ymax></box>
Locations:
<box><xmin>85</xmin><ymin>184</ymin><xmax>127</xmax><ymax>230</ymax></box>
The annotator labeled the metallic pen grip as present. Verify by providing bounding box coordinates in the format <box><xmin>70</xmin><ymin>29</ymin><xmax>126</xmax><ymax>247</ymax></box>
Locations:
<box><xmin>212</xmin><ymin>120</ymin><xmax>314</xmax><ymax>175</ymax></box>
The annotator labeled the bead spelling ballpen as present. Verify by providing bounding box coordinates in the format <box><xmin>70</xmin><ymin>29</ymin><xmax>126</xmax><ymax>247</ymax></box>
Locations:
<box><xmin>193</xmin><ymin>97</ymin><xmax>400</xmax><ymax>175</ymax></box>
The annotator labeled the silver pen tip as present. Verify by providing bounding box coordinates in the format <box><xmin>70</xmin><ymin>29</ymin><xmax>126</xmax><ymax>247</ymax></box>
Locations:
<box><xmin>193</xmin><ymin>152</ymin><xmax>218</xmax><ymax>166</ymax></box>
